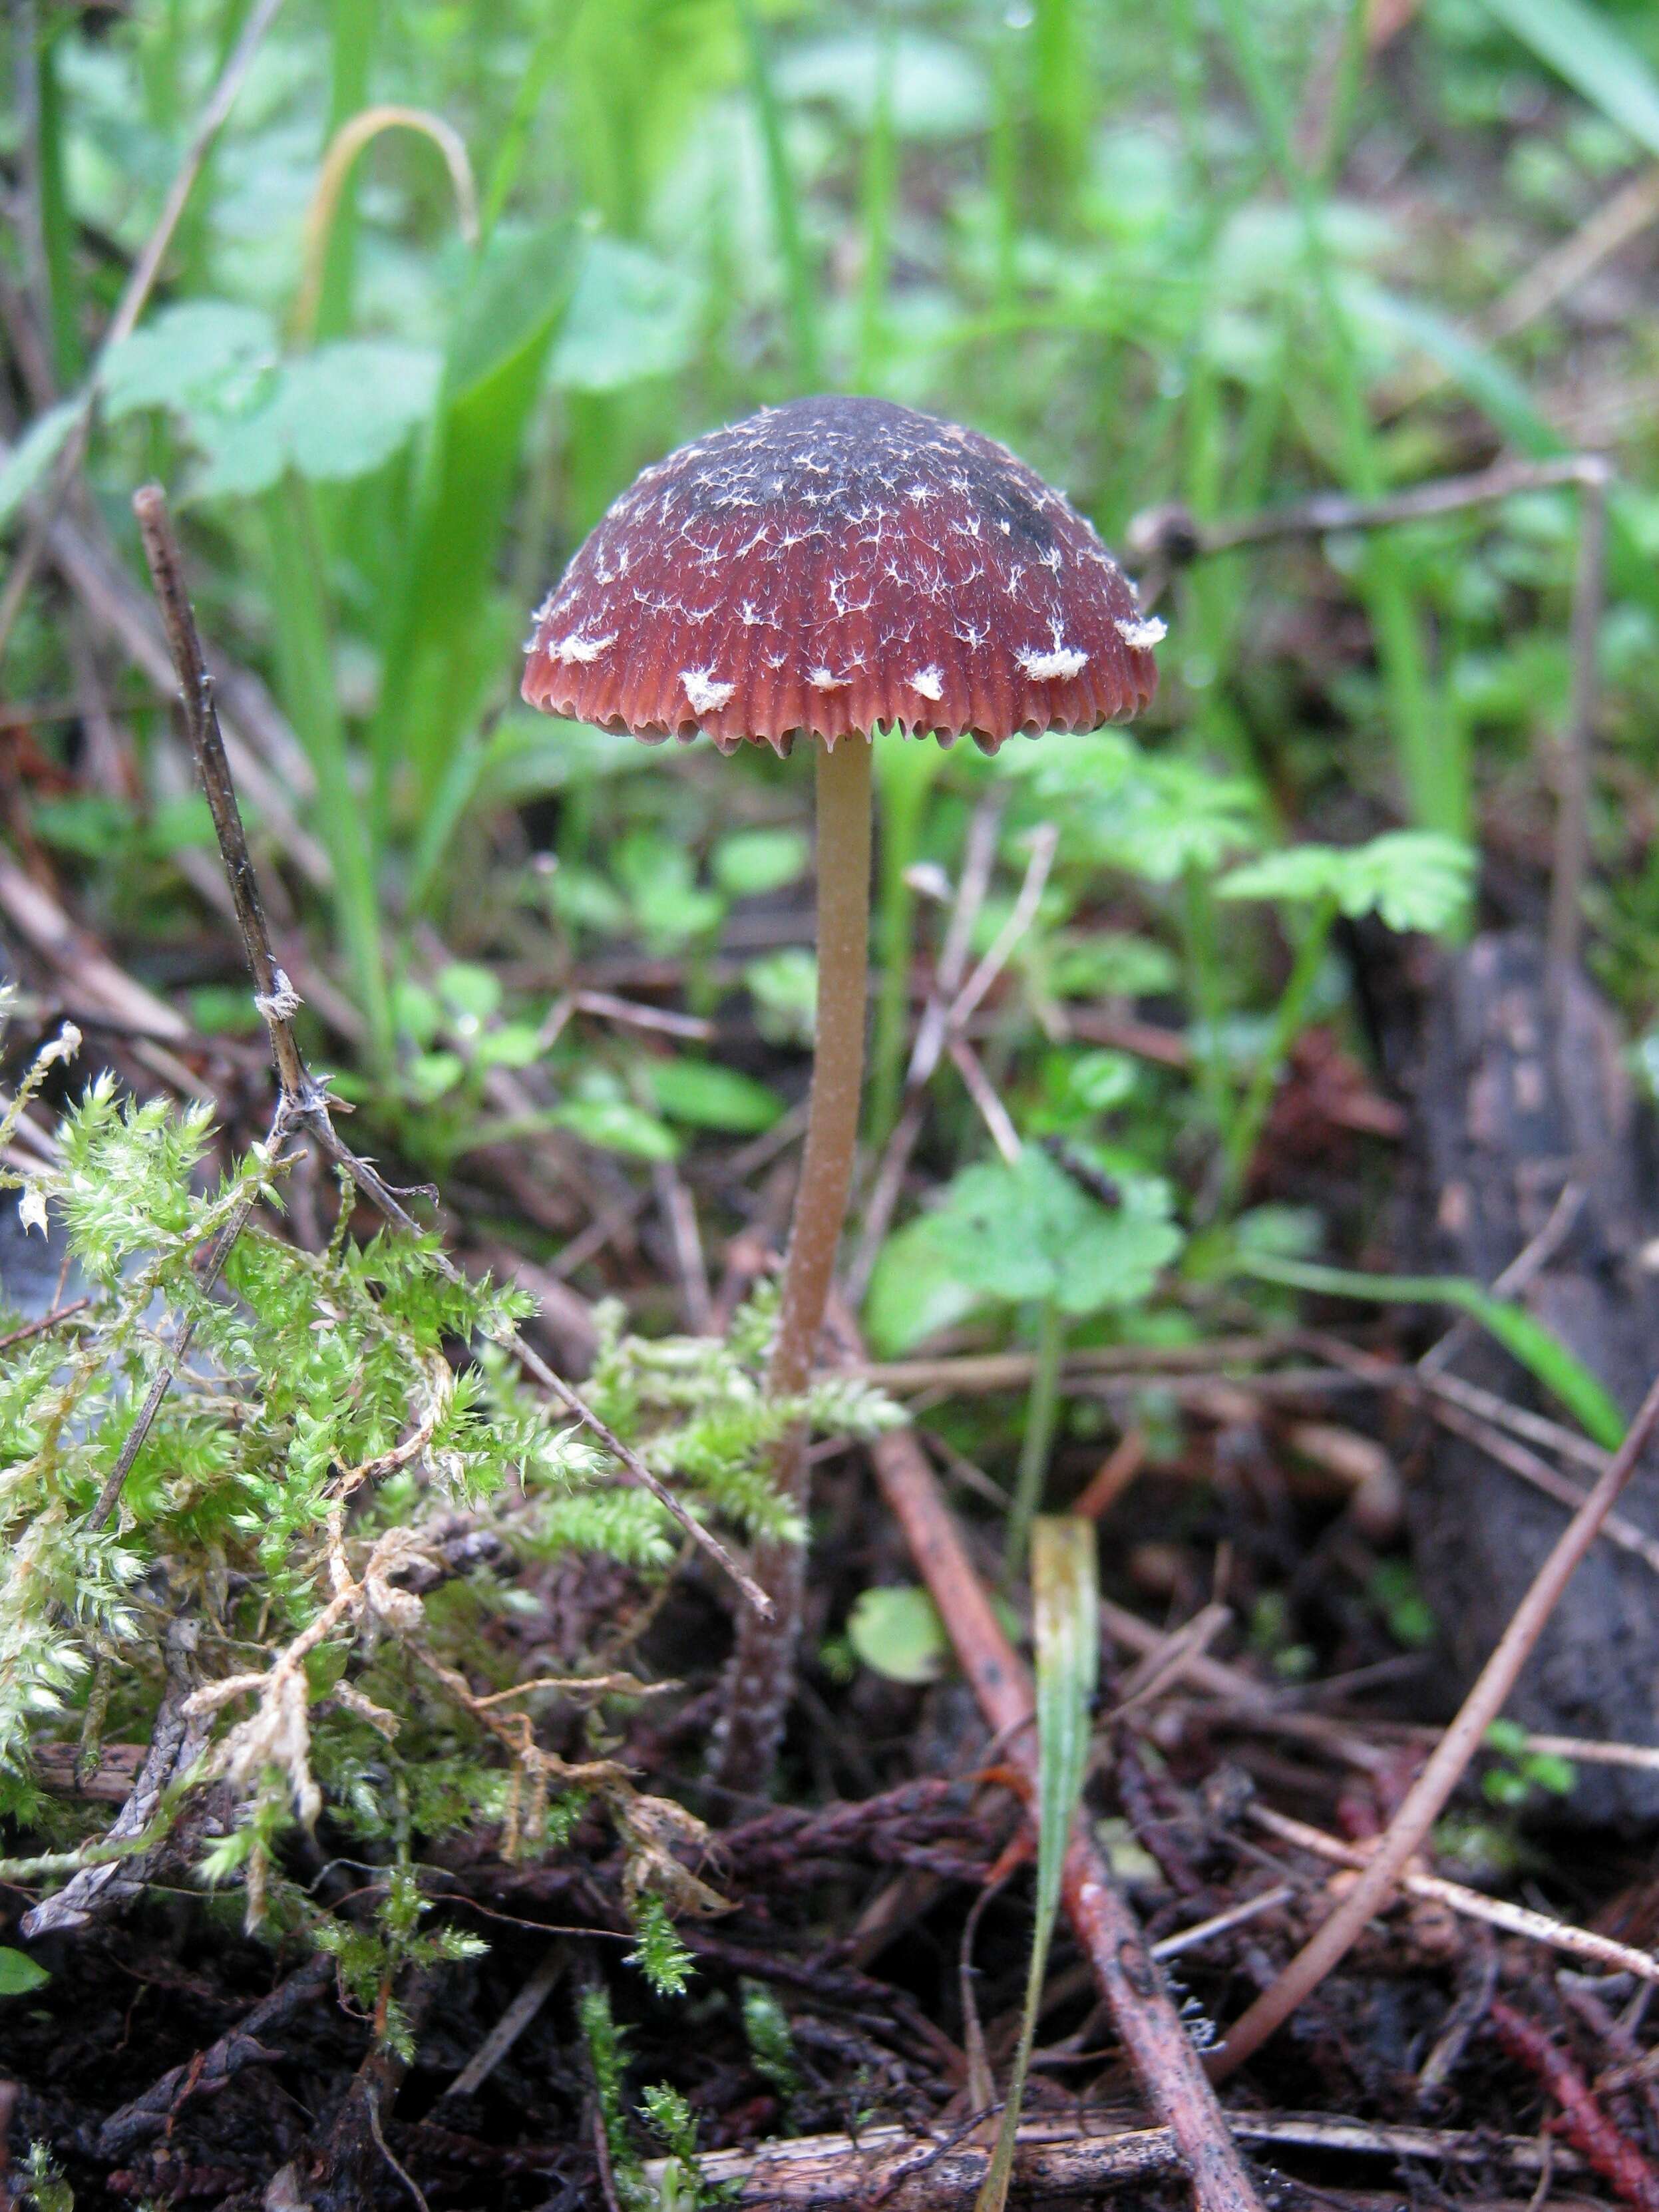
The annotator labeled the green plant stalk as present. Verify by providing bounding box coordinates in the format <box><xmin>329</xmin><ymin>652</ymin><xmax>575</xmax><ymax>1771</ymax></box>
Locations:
<box><xmin>869</xmin><ymin>735</ymin><xmax>943</xmax><ymax>1143</ymax></box>
<box><xmin>741</xmin><ymin>0</ymin><xmax>822</xmax><ymax>388</ymax></box>
<box><xmin>262</xmin><ymin>478</ymin><xmax>391</xmax><ymax>1067</ymax></box>
<box><xmin>480</xmin><ymin>17</ymin><xmax>564</xmax><ymax>241</ymax></box>
<box><xmin>1029</xmin><ymin>0</ymin><xmax>1091</xmax><ymax>212</ymax></box>
<box><xmin>989</xmin><ymin>27</ymin><xmax>1020</xmax><ymax>318</ymax></box>
<box><xmin>853</xmin><ymin>10</ymin><xmax>898</xmax><ymax>393</ymax></box>
<box><xmin>1181</xmin><ymin>860</ymin><xmax>1236</xmax><ymax>1148</ymax></box>
<box><xmin>1221</xmin><ymin>888</ymin><xmax>1338</xmax><ymax>1204</ymax></box>
<box><xmin>34</xmin><ymin>18</ymin><xmax>84</xmax><ymax>386</ymax></box>
<box><xmin>1215</xmin><ymin>0</ymin><xmax>1455</xmax><ymax>840</ymax></box>
<box><xmin>313</xmin><ymin>0</ymin><xmax>383</xmax><ymax>340</ymax></box>
<box><xmin>974</xmin><ymin>1516</ymin><xmax>1097</xmax><ymax>2212</ymax></box>
<box><xmin>1006</xmin><ymin>1297</ymin><xmax>1065</xmax><ymax>1580</ymax></box>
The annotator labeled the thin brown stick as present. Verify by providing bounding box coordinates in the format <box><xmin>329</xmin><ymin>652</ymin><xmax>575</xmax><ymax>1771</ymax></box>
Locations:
<box><xmin>1250</xmin><ymin>1805</ymin><xmax>1659</xmax><ymax>1984</ymax></box>
<box><xmin>854</xmin><ymin>1317</ymin><xmax>1262</xmax><ymax>2212</ymax></box>
<box><xmin>128</xmin><ymin>486</ymin><xmax>768</xmax><ymax>1616</ymax></box>
<box><xmin>1208</xmin><ymin>1362</ymin><xmax>1659</xmax><ymax>2081</ymax></box>
<box><xmin>1131</xmin><ymin>453</ymin><xmax>1612</xmax><ymax>575</ymax></box>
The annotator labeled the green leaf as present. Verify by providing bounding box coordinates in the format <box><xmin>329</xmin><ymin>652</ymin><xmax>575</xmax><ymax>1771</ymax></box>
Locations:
<box><xmin>194</xmin><ymin>341</ymin><xmax>441</xmax><ymax>496</ymax></box>
<box><xmin>279</xmin><ymin>342</ymin><xmax>443</xmax><ymax>483</ymax></box>
<box><xmin>1012</xmin><ymin>738</ymin><xmax>1261</xmax><ymax>881</ymax></box>
<box><xmin>862</xmin><ymin>1212</ymin><xmax>985</xmax><ymax>1356</ymax></box>
<box><xmin>974</xmin><ymin>1517</ymin><xmax>1097</xmax><ymax>2212</ymax></box>
<box><xmin>926</xmin><ymin>1147</ymin><xmax>1183</xmax><ymax>1318</ymax></box>
<box><xmin>712</xmin><ymin>827</ymin><xmax>811</xmax><ymax>898</ymax></box>
<box><xmin>1218</xmin><ymin>832</ymin><xmax>1475</xmax><ymax>936</ymax></box>
<box><xmin>100</xmin><ymin>299</ymin><xmax>276</xmax><ymax>419</ymax></box>
<box><xmin>437</xmin><ymin>962</ymin><xmax>503</xmax><ymax>1024</ymax></box>
<box><xmin>847</xmin><ymin>1584</ymin><xmax>948</xmax><ymax>1684</ymax></box>
<box><xmin>777</xmin><ymin>28</ymin><xmax>990</xmax><ymax>136</ymax></box>
<box><xmin>0</xmin><ymin>398</ymin><xmax>81</xmax><ymax>530</ymax></box>
<box><xmin>550</xmin><ymin>235</ymin><xmax>705</xmax><ymax>393</ymax></box>
<box><xmin>745</xmin><ymin>948</ymin><xmax>817</xmax><ymax>1047</ymax></box>
<box><xmin>553</xmin><ymin>1098</ymin><xmax>679</xmax><ymax>1161</ymax></box>
<box><xmin>1242</xmin><ymin>1254</ymin><xmax>1626</xmax><ymax>1448</ymax></box>
<box><xmin>0</xmin><ymin>1947</ymin><xmax>50</xmax><ymax>1996</ymax></box>
<box><xmin>642</xmin><ymin>1058</ymin><xmax>784</xmax><ymax>1134</ymax></box>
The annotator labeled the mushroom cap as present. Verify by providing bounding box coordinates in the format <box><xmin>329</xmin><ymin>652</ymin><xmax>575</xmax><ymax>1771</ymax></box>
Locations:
<box><xmin>522</xmin><ymin>395</ymin><xmax>1161</xmax><ymax>756</ymax></box>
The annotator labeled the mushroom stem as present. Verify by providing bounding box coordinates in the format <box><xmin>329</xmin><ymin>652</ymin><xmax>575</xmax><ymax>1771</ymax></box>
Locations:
<box><xmin>713</xmin><ymin>734</ymin><xmax>872</xmax><ymax>1789</ymax></box>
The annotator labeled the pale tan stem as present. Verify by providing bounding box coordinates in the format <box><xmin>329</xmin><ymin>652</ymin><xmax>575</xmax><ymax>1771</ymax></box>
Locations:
<box><xmin>712</xmin><ymin>737</ymin><xmax>872</xmax><ymax>1789</ymax></box>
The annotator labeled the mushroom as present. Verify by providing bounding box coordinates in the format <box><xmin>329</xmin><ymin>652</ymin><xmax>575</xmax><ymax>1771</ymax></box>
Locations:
<box><xmin>523</xmin><ymin>394</ymin><xmax>1162</xmax><ymax>1783</ymax></box>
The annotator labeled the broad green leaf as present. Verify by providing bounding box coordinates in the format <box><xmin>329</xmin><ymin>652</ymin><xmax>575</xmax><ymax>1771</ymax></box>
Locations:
<box><xmin>975</xmin><ymin>1517</ymin><xmax>1097</xmax><ymax>2212</ymax></box>
<box><xmin>100</xmin><ymin>300</ymin><xmax>276</xmax><ymax>420</ymax></box>
<box><xmin>0</xmin><ymin>398</ymin><xmax>81</xmax><ymax>530</ymax></box>
<box><xmin>745</xmin><ymin>948</ymin><xmax>817</xmax><ymax>1047</ymax></box>
<box><xmin>550</xmin><ymin>236</ymin><xmax>704</xmax><ymax>393</ymax></box>
<box><xmin>1244</xmin><ymin>1254</ymin><xmax>1626</xmax><ymax>1448</ymax></box>
<box><xmin>0</xmin><ymin>1948</ymin><xmax>49</xmax><ymax>1997</ymax></box>
<box><xmin>926</xmin><ymin>1147</ymin><xmax>1183</xmax><ymax>1318</ymax></box>
<box><xmin>278</xmin><ymin>343</ymin><xmax>442</xmax><ymax>482</ymax></box>
<box><xmin>194</xmin><ymin>342</ymin><xmax>441</xmax><ymax>496</ymax></box>
<box><xmin>847</xmin><ymin>1584</ymin><xmax>948</xmax><ymax>1684</ymax></box>
<box><xmin>777</xmin><ymin>29</ymin><xmax>990</xmax><ymax>136</ymax></box>
<box><xmin>1218</xmin><ymin>832</ymin><xmax>1474</xmax><ymax>936</ymax></box>
<box><xmin>476</xmin><ymin>715</ymin><xmax>659</xmax><ymax>803</ymax></box>
<box><xmin>643</xmin><ymin>1059</ymin><xmax>784</xmax><ymax>1134</ymax></box>
<box><xmin>553</xmin><ymin>1097</ymin><xmax>679</xmax><ymax>1161</ymax></box>
<box><xmin>437</xmin><ymin>963</ymin><xmax>504</xmax><ymax>1024</ymax></box>
<box><xmin>712</xmin><ymin>828</ymin><xmax>811</xmax><ymax>899</ymax></box>
<box><xmin>862</xmin><ymin>1212</ymin><xmax>984</xmax><ymax>1356</ymax></box>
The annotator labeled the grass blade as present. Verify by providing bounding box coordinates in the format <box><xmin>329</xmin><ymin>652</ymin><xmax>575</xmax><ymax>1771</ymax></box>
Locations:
<box><xmin>740</xmin><ymin>0</ymin><xmax>822</xmax><ymax>387</ymax></box>
<box><xmin>371</xmin><ymin>221</ymin><xmax>574</xmax><ymax>829</ymax></box>
<box><xmin>1242</xmin><ymin>1253</ymin><xmax>1626</xmax><ymax>1448</ymax></box>
<box><xmin>974</xmin><ymin>1516</ymin><xmax>1097</xmax><ymax>2212</ymax></box>
<box><xmin>1477</xmin><ymin>0</ymin><xmax>1659</xmax><ymax>162</ymax></box>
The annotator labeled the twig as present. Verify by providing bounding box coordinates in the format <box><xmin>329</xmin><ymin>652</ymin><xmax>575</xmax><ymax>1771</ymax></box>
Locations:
<box><xmin>94</xmin><ymin>1956</ymin><xmax>333</xmax><ymax>2155</ymax></box>
<box><xmin>647</xmin><ymin>2110</ymin><xmax>1580</xmax><ymax>2209</ymax></box>
<box><xmin>1208</xmin><ymin>1361</ymin><xmax>1659</xmax><ymax>2080</ymax></box>
<box><xmin>1250</xmin><ymin>1805</ymin><xmax>1659</xmax><ymax>1984</ymax></box>
<box><xmin>439</xmin><ymin>1946</ymin><xmax>564</xmax><ymax>2102</ymax></box>
<box><xmin>0</xmin><ymin>1293</ymin><xmax>91</xmax><ymax>1351</ymax></box>
<box><xmin>849</xmin><ymin>1313</ymin><xmax>1263</xmax><ymax>2212</ymax></box>
<box><xmin>1428</xmin><ymin>1395</ymin><xmax>1659</xmax><ymax>1580</ymax></box>
<box><xmin>21</xmin><ymin>1618</ymin><xmax>210</xmax><ymax>1936</ymax></box>
<box><xmin>1131</xmin><ymin>453</ymin><xmax>1614</xmax><ymax>576</ymax></box>
<box><xmin>128</xmin><ymin>485</ymin><xmax>770</xmax><ymax>1618</ymax></box>
<box><xmin>946</xmin><ymin>1035</ymin><xmax>1021</xmax><ymax>1163</ymax></box>
<box><xmin>1489</xmin><ymin>1999</ymin><xmax>1659</xmax><ymax>2212</ymax></box>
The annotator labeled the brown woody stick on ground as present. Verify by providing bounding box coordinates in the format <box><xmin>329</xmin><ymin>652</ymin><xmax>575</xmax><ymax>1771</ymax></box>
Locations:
<box><xmin>1208</xmin><ymin>1362</ymin><xmax>1659</xmax><ymax>2080</ymax></box>
<box><xmin>852</xmin><ymin>1362</ymin><xmax>1261</xmax><ymax>2212</ymax></box>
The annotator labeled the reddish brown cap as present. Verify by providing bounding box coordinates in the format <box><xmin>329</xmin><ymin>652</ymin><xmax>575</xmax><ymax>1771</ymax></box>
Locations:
<box><xmin>522</xmin><ymin>395</ymin><xmax>1161</xmax><ymax>757</ymax></box>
